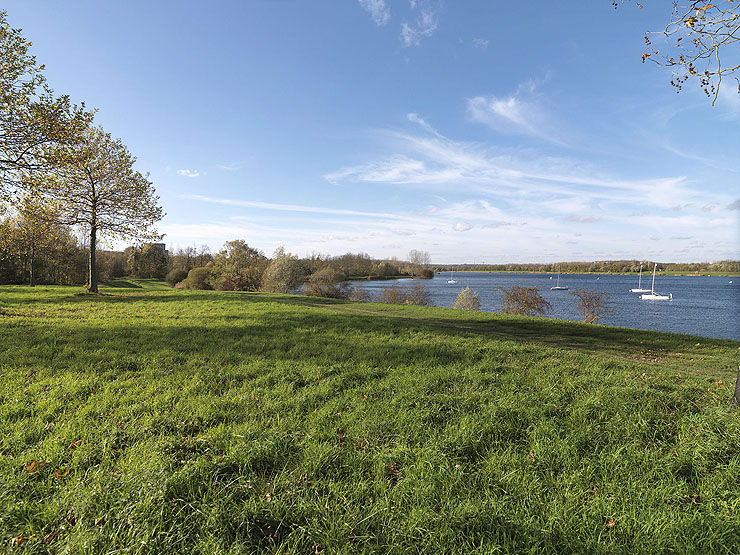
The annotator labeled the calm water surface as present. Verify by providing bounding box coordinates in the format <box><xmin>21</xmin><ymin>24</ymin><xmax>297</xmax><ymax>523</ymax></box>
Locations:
<box><xmin>350</xmin><ymin>272</ymin><xmax>740</xmax><ymax>340</ymax></box>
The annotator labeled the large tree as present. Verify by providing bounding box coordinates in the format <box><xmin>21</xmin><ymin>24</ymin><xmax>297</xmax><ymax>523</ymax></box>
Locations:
<box><xmin>0</xmin><ymin>10</ymin><xmax>91</xmax><ymax>200</ymax></box>
<box><xmin>39</xmin><ymin>126</ymin><xmax>163</xmax><ymax>292</ymax></box>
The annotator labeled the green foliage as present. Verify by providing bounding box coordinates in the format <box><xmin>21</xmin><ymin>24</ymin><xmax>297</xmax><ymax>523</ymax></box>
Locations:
<box><xmin>304</xmin><ymin>267</ymin><xmax>348</xmax><ymax>298</ymax></box>
<box><xmin>165</xmin><ymin>268</ymin><xmax>188</xmax><ymax>287</ymax></box>
<box><xmin>178</xmin><ymin>266</ymin><xmax>212</xmax><ymax>290</ymax></box>
<box><xmin>261</xmin><ymin>247</ymin><xmax>305</xmax><ymax>293</ymax></box>
<box><xmin>210</xmin><ymin>240</ymin><xmax>268</xmax><ymax>292</ymax></box>
<box><xmin>453</xmin><ymin>286</ymin><xmax>481</xmax><ymax>310</ymax></box>
<box><xmin>497</xmin><ymin>285</ymin><xmax>552</xmax><ymax>316</ymax></box>
<box><xmin>0</xmin><ymin>10</ymin><xmax>92</xmax><ymax>199</ymax></box>
<box><xmin>0</xmin><ymin>283</ymin><xmax>738</xmax><ymax>553</ymax></box>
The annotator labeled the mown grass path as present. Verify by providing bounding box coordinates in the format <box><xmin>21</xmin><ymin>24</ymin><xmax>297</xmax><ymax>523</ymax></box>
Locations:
<box><xmin>1</xmin><ymin>281</ymin><xmax>739</xmax><ymax>553</ymax></box>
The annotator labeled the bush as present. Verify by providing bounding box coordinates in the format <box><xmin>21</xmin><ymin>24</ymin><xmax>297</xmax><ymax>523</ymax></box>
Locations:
<box><xmin>304</xmin><ymin>267</ymin><xmax>348</xmax><ymax>299</ymax></box>
<box><xmin>348</xmin><ymin>285</ymin><xmax>372</xmax><ymax>301</ymax></box>
<box><xmin>166</xmin><ymin>268</ymin><xmax>188</xmax><ymax>287</ymax></box>
<box><xmin>376</xmin><ymin>282</ymin><xmax>432</xmax><ymax>306</ymax></box>
<box><xmin>497</xmin><ymin>285</ymin><xmax>551</xmax><ymax>316</ymax></box>
<box><xmin>261</xmin><ymin>247</ymin><xmax>305</xmax><ymax>294</ymax></box>
<box><xmin>570</xmin><ymin>289</ymin><xmax>615</xmax><ymax>323</ymax></box>
<box><xmin>419</xmin><ymin>268</ymin><xmax>434</xmax><ymax>279</ymax></box>
<box><xmin>404</xmin><ymin>282</ymin><xmax>432</xmax><ymax>305</ymax></box>
<box><xmin>178</xmin><ymin>267</ymin><xmax>212</xmax><ymax>290</ymax></box>
<box><xmin>453</xmin><ymin>286</ymin><xmax>480</xmax><ymax>310</ymax></box>
<box><xmin>376</xmin><ymin>284</ymin><xmax>406</xmax><ymax>304</ymax></box>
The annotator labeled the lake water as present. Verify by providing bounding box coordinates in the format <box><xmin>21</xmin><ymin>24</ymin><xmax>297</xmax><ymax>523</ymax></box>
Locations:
<box><xmin>349</xmin><ymin>272</ymin><xmax>740</xmax><ymax>341</ymax></box>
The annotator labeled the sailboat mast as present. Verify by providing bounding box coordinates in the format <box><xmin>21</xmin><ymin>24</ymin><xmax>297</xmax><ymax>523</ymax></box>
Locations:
<box><xmin>651</xmin><ymin>264</ymin><xmax>656</xmax><ymax>293</ymax></box>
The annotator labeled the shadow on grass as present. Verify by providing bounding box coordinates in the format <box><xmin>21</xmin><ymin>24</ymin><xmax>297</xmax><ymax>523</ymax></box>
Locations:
<box><xmin>104</xmin><ymin>279</ymin><xmax>144</xmax><ymax>289</ymax></box>
<box><xmin>2</xmin><ymin>287</ymin><xmax>736</xmax><ymax>369</ymax></box>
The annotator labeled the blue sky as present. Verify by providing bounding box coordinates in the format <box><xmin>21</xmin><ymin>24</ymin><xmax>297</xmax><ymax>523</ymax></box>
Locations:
<box><xmin>8</xmin><ymin>1</ymin><xmax>739</xmax><ymax>263</ymax></box>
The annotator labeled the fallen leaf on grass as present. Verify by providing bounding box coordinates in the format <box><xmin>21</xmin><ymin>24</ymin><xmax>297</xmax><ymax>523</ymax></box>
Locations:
<box><xmin>386</xmin><ymin>462</ymin><xmax>401</xmax><ymax>483</ymax></box>
<box><xmin>12</xmin><ymin>535</ymin><xmax>25</xmax><ymax>545</ymax></box>
<box><xmin>68</xmin><ymin>439</ymin><xmax>82</xmax><ymax>450</ymax></box>
<box><xmin>43</xmin><ymin>530</ymin><xmax>59</xmax><ymax>543</ymax></box>
<box><xmin>65</xmin><ymin>509</ymin><xmax>76</xmax><ymax>527</ymax></box>
<box><xmin>528</xmin><ymin>451</ymin><xmax>536</xmax><ymax>463</ymax></box>
<box><xmin>54</xmin><ymin>468</ymin><xmax>71</xmax><ymax>480</ymax></box>
<box><xmin>265</xmin><ymin>493</ymin><xmax>272</xmax><ymax>503</ymax></box>
<box><xmin>26</xmin><ymin>460</ymin><xmax>46</xmax><ymax>473</ymax></box>
<box><xmin>716</xmin><ymin>380</ymin><xmax>724</xmax><ymax>387</ymax></box>
<box><xmin>605</xmin><ymin>518</ymin><xmax>616</xmax><ymax>528</ymax></box>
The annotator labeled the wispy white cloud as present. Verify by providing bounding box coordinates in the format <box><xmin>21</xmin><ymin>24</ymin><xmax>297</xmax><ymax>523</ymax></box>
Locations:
<box><xmin>454</xmin><ymin>221</ymin><xmax>473</xmax><ymax>232</ymax></box>
<box><xmin>406</xmin><ymin>112</ymin><xmax>439</xmax><ymax>135</ymax></box>
<box><xmin>180</xmin><ymin>194</ymin><xmax>406</xmax><ymax>220</ymax></box>
<box><xmin>216</xmin><ymin>162</ymin><xmax>245</xmax><ymax>172</ymax></box>
<box><xmin>177</xmin><ymin>169</ymin><xmax>200</xmax><ymax>178</ymax></box>
<box><xmin>325</xmin><ymin>127</ymin><xmax>695</xmax><ymax>212</ymax></box>
<box><xmin>358</xmin><ymin>0</ymin><xmax>390</xmax><ymax>26</ymax></box>
<box><xmin>565</xmin><ymin>215</ymin><xmax>600</xmax><ymax>223</ymax></box>
<box><xmin>472</xmin><ymin>38</ymin><xmax>488</xmax><ymax>49</ymax></box>
<box><xmin>400</xmin><ymin>9</ymin><xmax>438</xmax><ymax>46</ymax></box>
<box><xmin>728</xmin><ymin>198</ymin><xmax>740</xmax><ymax>210</ymax></box>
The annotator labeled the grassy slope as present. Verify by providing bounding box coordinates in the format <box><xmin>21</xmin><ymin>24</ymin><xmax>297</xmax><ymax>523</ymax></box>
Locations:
<box><xmin>1</xmin><ymin>280</ymin><xmax>738</xmax><ymax>554</ymax></box>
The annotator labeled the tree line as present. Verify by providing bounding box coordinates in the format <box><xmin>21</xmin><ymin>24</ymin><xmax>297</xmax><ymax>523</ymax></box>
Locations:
<box><xmin>438</xmin><ymin>260</ymin><xmax>740</xmax><ymax>274</ymax></box>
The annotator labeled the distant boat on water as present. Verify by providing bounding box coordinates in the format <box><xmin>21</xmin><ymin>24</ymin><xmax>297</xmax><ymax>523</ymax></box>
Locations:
<box><xmin>550</xmin><ymin>266</ymin><xmax>568</xmax><ymax>290</ymax></box>
<box><xmin>630</xmin><ymin>265</ymin><xmax>652</xmax><ymax>293</ymax></box>
<box><xmin>447</xmin><ymin>267</ymin><xmax>457</xmax><ymax>284</ymax></box>
<box><xmin>640</xmin><ymin>264</ymin><xmax>672</xmax><ymax>301</ymax></box>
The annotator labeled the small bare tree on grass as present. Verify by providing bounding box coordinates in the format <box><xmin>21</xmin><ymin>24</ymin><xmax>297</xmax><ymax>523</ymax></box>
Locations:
<box><xmin>453</xmin><ymin>286</ymin><xmax>480</xmax><ymax>311</ymax></box>
<box><xmin>570</xmin><ymin>289</ymin><xmax>615</xmax><ymax>323</ymax></box>
<box><xmin>497</xmin><ymin>286</ymin><xmax>551</xmax><ymax>316</ymax></box>
<box><xmin>376</xmin><ymin>282</ymin><xmax>432</xmax><ymax>306</ymax></box>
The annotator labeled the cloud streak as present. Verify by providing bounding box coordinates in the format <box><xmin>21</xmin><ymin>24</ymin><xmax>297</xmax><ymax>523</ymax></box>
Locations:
<box><xmin>358</xmin><ymin>0</ymin><xmax>390</xmax><ymax>26</ymax></box>
<box><xmin>177</xmin><ymin>169</ymin><xmax>200</xmax><ymax>178</ymax></box>
<box><xmin>400</xmin><ymin>9</ymin><xmax>438</xmax><ymax>46</ymax></box>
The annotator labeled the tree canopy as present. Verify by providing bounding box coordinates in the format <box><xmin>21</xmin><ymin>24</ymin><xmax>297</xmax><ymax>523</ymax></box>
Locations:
<box><xmin>0</xmin><ymin>10</ymin><xmax>91</xmax><ymax>199</ymax></box>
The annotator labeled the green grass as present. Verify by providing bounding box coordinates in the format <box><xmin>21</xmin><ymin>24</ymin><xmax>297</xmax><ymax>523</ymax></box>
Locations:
<box><xmin>1</xmin><ymin>281</ymin><xmax>739</xmax><ymax>554</ymax></box>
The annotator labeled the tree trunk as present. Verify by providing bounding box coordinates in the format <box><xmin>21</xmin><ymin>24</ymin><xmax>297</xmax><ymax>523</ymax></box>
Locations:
<box><xmin>88</xmin><ymin>224</ymin><xmax>97</xmax><ymax>293</ymax></box>
<box><xmin>29</xmin><ymin>245</ymin><xmax>35</xmax><ymax>287</ymax></box>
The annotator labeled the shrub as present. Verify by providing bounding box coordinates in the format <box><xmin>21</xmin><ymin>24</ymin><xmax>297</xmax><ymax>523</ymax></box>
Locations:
<box><xmin>178</xmin><ymin>267</ymin><xmax>212</xmax><ymax>290</ymax></box>
<box><xmin>304</xmin><ymin>267</ymin><xmax>348</xmax><ymax>299</ymax></box>
<box><xmin>376</xmin><ymin>284</ymin><xmax>406</xmax><ymax>304</ymax></box>
<box><xmin>404</xmin><ymin>282</ymin><xmax>432</xmax><ymax>306</ymax></box>
<box><xmin>497</xmin><ymin>285</ymin><xmax>551</xmax><ymax>316</ymax></box>
<box><xmin>348</xmin><ymin>285</ymin><xmax>372</xmax><ymax>302</ymax></box>
<box><xmin>419</xmin><ymin>268</ymin><xmax>434</xmax><ymax>279</ymax></box>
<box><xmin>570</xmin><ymin>289</ymin><xmax>615</xmax><ymax>323</ymax></box>
<box><xmin>210</xmin><ymin>240</ymin><xmax>268</xmax><ymax>291</ymax></box>
<box><xmin>165</xmin><ymin>268</ymin><xmax>188</xmax><ymax>287</ymax></box>
<box><xmin>453</xmin><ymin>286</ymin><xmax>480</xmax><ymax>310</ymax></box>
<box><xmin>376</xmin><ymin>282</ymin><xmax>432</xmax><ymax>306</ymax></box>
<box><xmin>261</xmin><ymin>247</ymin><xmax>306</xmax><ymax>294</ymax></box>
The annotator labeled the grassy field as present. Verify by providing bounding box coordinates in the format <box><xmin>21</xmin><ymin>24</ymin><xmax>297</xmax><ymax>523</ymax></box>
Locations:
<box><xmin>1</xmin><ymin>280</ymin><xmax>739</xmax><ymax>554</ymax></box>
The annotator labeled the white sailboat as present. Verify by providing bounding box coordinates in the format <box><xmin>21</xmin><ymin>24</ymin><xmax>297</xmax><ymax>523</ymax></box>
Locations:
<box><xmin>447</xmin><ymin>267</ymin><xmax>457</xmax><ymax>284</ymax></box>
<box><xmin>550</xmin><ymin>266</ymin><xmax>568</xmax><ymax>290</ymax></box>
<box><xmin>640</xmin><ymin>263</ymin><xmax>672</xmax><ymax>301</ymax></box>
<box><xmin>629</xmin><ymin>264</ymin><xmax>652</xmax><ymax>293</ymax></box>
